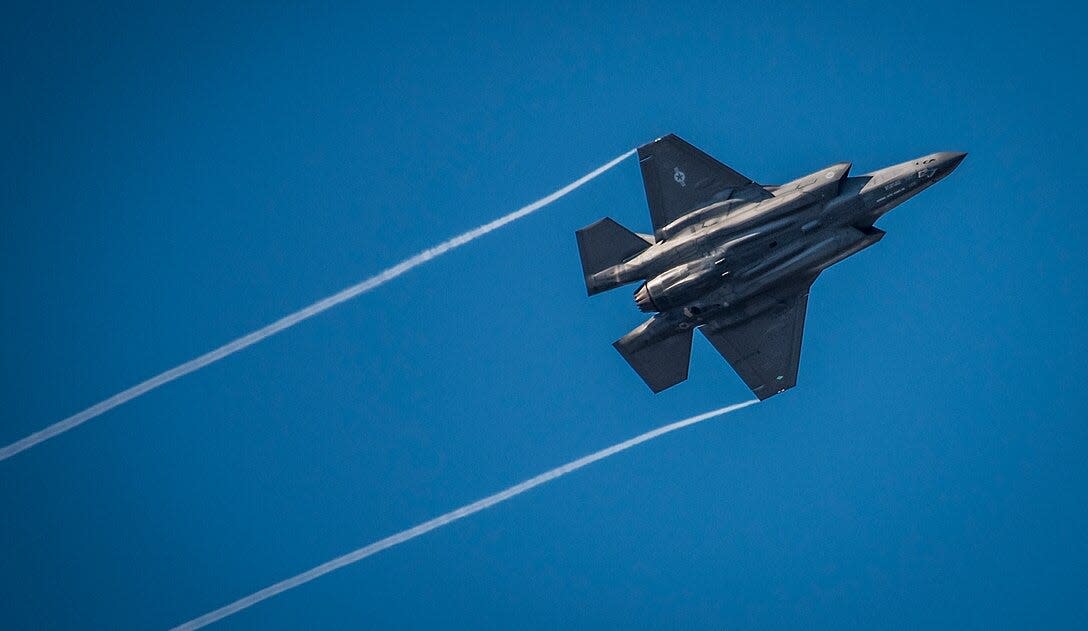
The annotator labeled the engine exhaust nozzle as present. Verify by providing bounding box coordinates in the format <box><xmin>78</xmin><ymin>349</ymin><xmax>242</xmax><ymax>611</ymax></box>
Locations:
<box><xmin>634</xmin><ymin>283</ymin><xmax>657</xmax><ymax>312</ymax></box>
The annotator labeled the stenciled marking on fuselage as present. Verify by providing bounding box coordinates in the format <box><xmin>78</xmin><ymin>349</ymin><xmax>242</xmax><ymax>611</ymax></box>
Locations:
<box><xmin>875</xmin><ymin>187</ymin><xmax>907</xmax><ymax>204</ymax></box>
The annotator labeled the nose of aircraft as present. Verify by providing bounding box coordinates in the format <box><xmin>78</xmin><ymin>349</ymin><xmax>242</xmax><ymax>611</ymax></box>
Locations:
<box><xmin>938</xmin><ymin>151</ymin><xmax>967</xmax><ymax>171</ymax></box>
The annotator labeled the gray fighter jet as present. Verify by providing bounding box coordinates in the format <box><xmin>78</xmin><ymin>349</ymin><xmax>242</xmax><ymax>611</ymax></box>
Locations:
<box><xmin>576</xmin><ymin>134</ymin><xmax>965</xmax><ymax>399</ymax></box>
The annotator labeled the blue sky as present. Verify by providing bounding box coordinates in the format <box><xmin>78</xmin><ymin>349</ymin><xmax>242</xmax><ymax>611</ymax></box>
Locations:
<box><xmin>2</xmin><ymin>2</ymin><xmax>1086</xmax><ymax>629</ymax></box>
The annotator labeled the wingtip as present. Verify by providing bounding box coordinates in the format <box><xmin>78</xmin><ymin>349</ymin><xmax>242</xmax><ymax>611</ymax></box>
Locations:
<box><xmin>638</xmin><ymin>133</ymin><xmax>677</xmax><ymax>154</ymax></box>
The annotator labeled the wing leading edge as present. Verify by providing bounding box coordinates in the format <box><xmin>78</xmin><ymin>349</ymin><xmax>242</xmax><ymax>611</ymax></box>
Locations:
<box><xmin>701</xmin><ymin>280</ymin><xmax>814</xmax><ymax>400</ymax></box>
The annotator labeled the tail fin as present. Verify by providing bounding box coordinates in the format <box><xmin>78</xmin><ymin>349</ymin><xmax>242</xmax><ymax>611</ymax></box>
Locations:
<box><xmin>575</xmin><ymin>217</ymin><xmax>651</xmax><ymax>295</ymax></box>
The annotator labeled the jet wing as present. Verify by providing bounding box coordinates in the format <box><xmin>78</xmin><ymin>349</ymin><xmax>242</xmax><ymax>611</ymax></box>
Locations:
<box><xmin>637</xmin><ymin>134</ymin><xmax>772</xmax><ymax>238</ymax></box>
<box><xmin>700</xmin><ymin>280</ymin><xmax>814</xmax><ymax>400</ymax></box>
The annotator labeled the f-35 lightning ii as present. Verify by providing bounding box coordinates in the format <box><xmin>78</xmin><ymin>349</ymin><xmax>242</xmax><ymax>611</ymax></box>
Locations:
<box><xmin>576</xmin><ymin>134</ymin><xmax>965</xmax><ymax>399</ymax></box>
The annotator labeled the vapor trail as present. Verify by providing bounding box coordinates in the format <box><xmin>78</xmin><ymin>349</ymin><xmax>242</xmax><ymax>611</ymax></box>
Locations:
<box><xmin>0</xmin><ymin>149</ymin><xmax>636</xmax><ymax>463</ymax></box>
<box><xmin>170</xmin><ymin>399</ymin><xmax>758</xmax><ymax>630</ymax></box>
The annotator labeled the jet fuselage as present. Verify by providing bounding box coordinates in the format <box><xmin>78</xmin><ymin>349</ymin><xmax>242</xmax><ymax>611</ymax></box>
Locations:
<box><xmin>594</xmin><ymin>152</ymin><xmax>965</xmax><ymax>330</ymax></box>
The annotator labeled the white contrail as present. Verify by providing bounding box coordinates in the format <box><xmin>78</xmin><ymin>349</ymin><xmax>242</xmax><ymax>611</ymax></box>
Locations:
<box><xmin>170</xmin><ymin>399</ymin><xmax>759</xmax><ymax>630</ymax></box>
<box><xmin>0</xmin><ymin>149</ymin><xmax>636</xmax><ymax>463</ymax></box>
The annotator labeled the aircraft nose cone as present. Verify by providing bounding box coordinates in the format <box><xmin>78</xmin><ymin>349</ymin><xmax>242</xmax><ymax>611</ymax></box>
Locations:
<box><xmin>940</xmin><ymin>151</ymin><xmax>967</xmax><ymax>170</ymax></box>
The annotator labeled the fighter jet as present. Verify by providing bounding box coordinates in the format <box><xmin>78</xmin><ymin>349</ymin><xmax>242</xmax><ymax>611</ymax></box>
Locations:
<box><xmin>576</xmin><ymin>134</ymin><xmax>965</xmax><ymax>399</ymax></box>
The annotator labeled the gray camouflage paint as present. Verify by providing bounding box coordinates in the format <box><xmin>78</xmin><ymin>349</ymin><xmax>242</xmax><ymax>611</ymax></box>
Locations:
<box><xmin>576</xmin><ymin>134</ymin><xmax>965</xmax><ymax>399</ymax></box>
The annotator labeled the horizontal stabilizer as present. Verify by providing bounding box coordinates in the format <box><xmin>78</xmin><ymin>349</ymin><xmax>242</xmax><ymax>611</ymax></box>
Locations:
<box><xmin>575</xmin><ymin>217</ymin><xmax>651</xmax><ymax>295</ymax></box>
<box><xmin>613</xmin><ymin>323</ymin><xmax>694</xmax><ymax>393</ymax></box>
